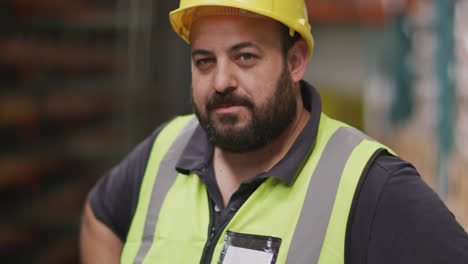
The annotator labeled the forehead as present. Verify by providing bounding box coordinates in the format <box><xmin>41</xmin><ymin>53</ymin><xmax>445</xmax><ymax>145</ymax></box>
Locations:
<box><xmin>190</xmin><ymin>15</ymin><xmax>283</xmax><ymax>51</ymax></box>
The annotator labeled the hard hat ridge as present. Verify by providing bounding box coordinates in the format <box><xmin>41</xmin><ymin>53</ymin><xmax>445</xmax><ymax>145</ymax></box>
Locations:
<box><xmin>184</xmin><ymin>6</ymin><xmax>265</xmax><ymax>30</ymax></box>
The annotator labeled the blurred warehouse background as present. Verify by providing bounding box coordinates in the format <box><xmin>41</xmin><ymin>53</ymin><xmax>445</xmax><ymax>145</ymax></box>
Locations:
<box><xmin>0</xmin><ymin>0</ymin><xmax>467</xmax><ymax>263</ymax></box>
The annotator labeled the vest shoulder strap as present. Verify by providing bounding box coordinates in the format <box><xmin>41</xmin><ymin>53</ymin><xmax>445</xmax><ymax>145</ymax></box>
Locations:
<box><xmin>288</xmin><ymin>115</ymin><xmax>389</xmax><ymax>263</ymax></box>
<box><xmin>121</xmin><ymin>114</ymin><xmax>198</xmax><ymax>263</ymax></box>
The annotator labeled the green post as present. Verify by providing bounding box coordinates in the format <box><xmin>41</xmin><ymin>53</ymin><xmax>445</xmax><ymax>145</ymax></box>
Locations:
<box><xmin>390</xmin><ymin>15</ymin><xmax>413</xmax><ymax>124</ymax></box>
<box><xmin>434</xmin><ymin>0</ymin><xmax>455</xmax><ymax>198</ymax></box>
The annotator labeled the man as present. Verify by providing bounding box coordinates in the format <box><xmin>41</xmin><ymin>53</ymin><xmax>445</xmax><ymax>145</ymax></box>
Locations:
<box><xmin>80</xmin><ymin>0</ymin><xmax>468</xmax><ymax>263</ymax></box>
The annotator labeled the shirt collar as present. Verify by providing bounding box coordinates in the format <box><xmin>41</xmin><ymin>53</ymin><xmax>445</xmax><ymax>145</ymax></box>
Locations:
<box><xmin>175</xmin><ymin>80</ymin><xmax>322</xmax><ymax>186</ymax></box>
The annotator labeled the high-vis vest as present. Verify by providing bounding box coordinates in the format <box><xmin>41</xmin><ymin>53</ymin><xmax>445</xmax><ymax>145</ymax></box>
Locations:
<box><xmin>121</xmin><ymin>113</ymin><xmax>391</xmax><ymax>264</ymax></box>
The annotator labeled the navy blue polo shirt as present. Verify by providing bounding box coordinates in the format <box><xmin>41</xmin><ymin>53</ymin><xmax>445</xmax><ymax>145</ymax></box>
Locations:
<box><xmin>89</xmin><ymin>81</ymin><xmax>468</xmax><ymax>263</ymax></box>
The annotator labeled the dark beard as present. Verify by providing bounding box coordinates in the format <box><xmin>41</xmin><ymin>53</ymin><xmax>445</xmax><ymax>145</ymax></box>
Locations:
<box><xmin>193</xmin><ymin>67</ymin><xmax>297</xmax><ymax>153</ymax></box>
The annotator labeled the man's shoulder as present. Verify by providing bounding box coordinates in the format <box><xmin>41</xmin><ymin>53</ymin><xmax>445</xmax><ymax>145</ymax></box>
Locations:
<box><xmin>371</xmin><ymin>153</ymin><xmax>415</xmax><ymax>177</ymax></box>
<box><xmin>348</xmin><ymin>152</ymin><xmax>468</xmax><ymax>263</ymax></box>
<box><xmin>353</xmin><ymin>151</ymin><xmax>426</xmax><ymax>225</ymax></box>
<box><xmin>86</xmin><ymin>118</ymin><xmax>175</xmax><ymax>241</ymax></box>
<box><xmin>135</xmin><ymin>115</ymin><xmax>194</xmax><ymax>153</ymax></box>
<box><xmin>126</xmin><ymin>119</ymin><xmax>174</xmax><ymax>161</ymax></box>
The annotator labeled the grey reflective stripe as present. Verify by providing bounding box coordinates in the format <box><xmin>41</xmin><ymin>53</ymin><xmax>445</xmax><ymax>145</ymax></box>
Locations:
<box><xmin>287</xmin><ymin>126</ymin><xmax>367</xmax><ymax>263</ymax></box>
<box><xmin>134</xmin><ymin>118</ymin><xmax>199</xmax><ymax>263</ymax></box>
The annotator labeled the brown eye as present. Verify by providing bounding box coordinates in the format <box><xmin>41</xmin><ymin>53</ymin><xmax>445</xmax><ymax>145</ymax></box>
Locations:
<box><xmin>239</xmin><ymin>53</ymin><xmax>253</xmax><ymax>61</ymax></box>
<box><xmin>196</xmin><ymin>58</ymin><xmax>215</xmax><ymax>71</ymax></box>
<box><xmin>236</xmin><ymin>53</ymin><xmax>257</xmax><ymax>67</ymax></box>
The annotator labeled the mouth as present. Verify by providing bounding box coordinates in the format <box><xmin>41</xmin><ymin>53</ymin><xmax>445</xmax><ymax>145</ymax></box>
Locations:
<box><xmin>214</xmin><ymin>104</ymin><xmax>245</xmax><ymax>114</ymax></box>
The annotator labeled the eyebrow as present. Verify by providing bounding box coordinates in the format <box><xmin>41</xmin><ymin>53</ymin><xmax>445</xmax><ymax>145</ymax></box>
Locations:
<box><xmin>229</xmin><ymin>42</ymin><xmax>260</xmax><ymax>53</ymax></box>
<box><xmin>191</xmin><ymin>49</ymin><xmax>214</xmax><ymax>57</ymax></box>
<box><xmin>191</xmin><ymin>42</ymin><xmax>261</xmax><ymax>57</ymax></box>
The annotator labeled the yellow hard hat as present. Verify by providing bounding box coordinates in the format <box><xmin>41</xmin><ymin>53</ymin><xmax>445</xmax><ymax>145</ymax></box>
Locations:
<box><xmin>169</xmin><ymin>0</ymin><xmax>314</xmax><ymax>59</ymax></box>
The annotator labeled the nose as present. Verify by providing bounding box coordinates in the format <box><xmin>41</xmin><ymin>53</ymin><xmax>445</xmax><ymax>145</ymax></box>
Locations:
<box><xmin>213</xmin><ymin>60</ymin><xmax>237</xmax><ymax>94</ymax></box>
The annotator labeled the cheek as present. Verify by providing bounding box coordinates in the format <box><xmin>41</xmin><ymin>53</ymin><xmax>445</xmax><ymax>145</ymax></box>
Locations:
<box><xmin>239</xmin><ymin>70</ymin><xmax>279</xmax><ymax>102</ymax></box>
<box><xmin>191</xmin><ymin>79</ymin><xmax>209</xmax><ymax>108</ymax></box>
<box><xmin>251</xmin><ymin>55</ymin><xmax>282</xmax><ymax>82</ymax></box>
<box><xmin>191</xmin><ymin>67</ymin><xmax>218</xmax><ymax>102</ymax></box>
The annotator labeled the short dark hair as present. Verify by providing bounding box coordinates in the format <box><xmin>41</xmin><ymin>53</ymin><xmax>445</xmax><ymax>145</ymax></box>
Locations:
<box><xmin>280</xmin><ymin>24</ymin><xmax>302</xmax><ymax>58</ymax></box>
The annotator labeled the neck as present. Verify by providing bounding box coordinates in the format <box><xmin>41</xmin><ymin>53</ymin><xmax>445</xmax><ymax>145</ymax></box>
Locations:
<box><xmin>213</xmin><ymin>93</ymin><xmax>310</xmax><ymax>206</ymax></box>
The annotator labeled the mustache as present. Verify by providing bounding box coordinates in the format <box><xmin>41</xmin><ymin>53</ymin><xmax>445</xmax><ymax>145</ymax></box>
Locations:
<box><xmin>206</xmin><ymin>92</ymin><xmax>254</xmax><ymax>111</ymax></box>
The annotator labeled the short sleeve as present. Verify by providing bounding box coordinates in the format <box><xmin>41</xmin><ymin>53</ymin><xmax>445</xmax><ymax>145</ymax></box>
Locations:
<box><xmin>87</xmin><ymin>123</ymin><xmax>167</xmax><ymax>242</ymax></box>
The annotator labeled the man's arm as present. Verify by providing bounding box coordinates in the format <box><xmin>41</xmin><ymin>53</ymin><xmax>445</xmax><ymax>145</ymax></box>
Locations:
<box><xmin>79</xmin><ymin>123</ymin><xmax>168</xmax><ymax>262</ymax></box>
<box><xmin>348</xmin><ymin>154</ymin><xmax>468</xmax><ymax>263</ymax></box>
<box><xmin>80</xmin><ymin>201</ymin><xmax>123</xmax><ymax>264</ymax></box>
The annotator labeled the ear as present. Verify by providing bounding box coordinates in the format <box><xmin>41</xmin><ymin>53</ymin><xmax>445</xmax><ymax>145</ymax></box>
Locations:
<box><xmin>287</xmin><ymin>38</ymin><xmax>309</xmax><ymax>83</ymax></box>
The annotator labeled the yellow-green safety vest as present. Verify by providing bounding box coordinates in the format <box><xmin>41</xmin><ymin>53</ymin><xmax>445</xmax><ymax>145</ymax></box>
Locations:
<box><xmin>121</xmin><ymin>113</ymin><xmax>392</xmax><ymax>263</ymax></box>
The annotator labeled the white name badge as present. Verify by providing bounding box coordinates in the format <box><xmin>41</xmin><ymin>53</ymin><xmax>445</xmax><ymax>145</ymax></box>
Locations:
<box><xmin>223</xmin><ymin>246</ymin><xmax>274</xmax><ymax>264</ymax></box>
<box><xmin>218</xmin><ymin>231</ymin><xmax>282</xmax><ymax>264</ymax></box>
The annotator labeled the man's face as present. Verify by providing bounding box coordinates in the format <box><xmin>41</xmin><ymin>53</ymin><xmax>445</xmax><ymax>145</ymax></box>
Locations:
<box><xmin>190</xmin><ymin>15</ymin><xmax>297</xmax><ymax>153</ymax></box>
